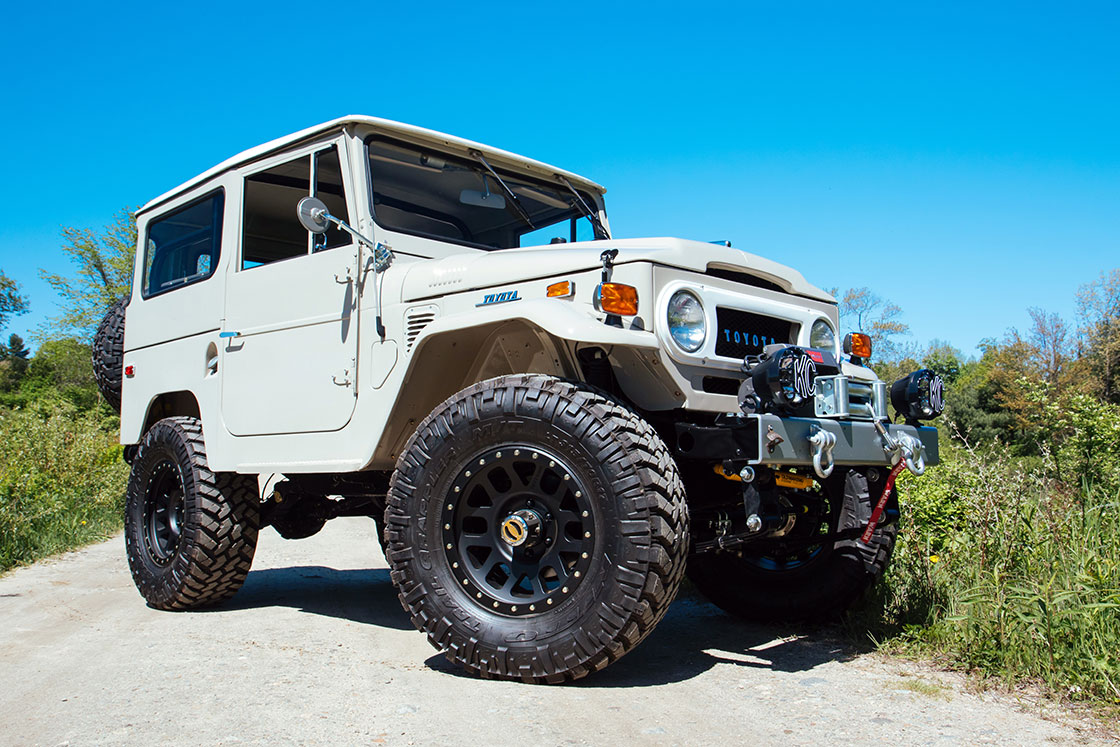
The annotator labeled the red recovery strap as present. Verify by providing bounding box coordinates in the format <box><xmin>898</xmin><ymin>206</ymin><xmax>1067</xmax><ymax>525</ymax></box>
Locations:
<box><xmin>860</xmin><ymin>459</ymin><xmax>906</xmax><ymax>545</ymax></box>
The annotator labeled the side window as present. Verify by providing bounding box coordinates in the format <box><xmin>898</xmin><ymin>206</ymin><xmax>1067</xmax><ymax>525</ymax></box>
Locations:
<box><xmin>142</xmin><ymin>191</ymin><xmax>223</xmax><ymax>297</ymax></box>
<box><xmin>241</xmin><ymin>146</ymin><xmax>350</xmax><ymax>269</ymax></box>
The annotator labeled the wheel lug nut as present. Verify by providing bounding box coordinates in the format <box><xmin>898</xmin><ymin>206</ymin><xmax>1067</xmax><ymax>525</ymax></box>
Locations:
<box><xmin>444</xmin><ymin>523</ymin><xmax>450</xmax><ymax>530</ymax></box>
<box><xmin>465</xmin><ymin>470</ymin><xmax>471</xmax><ymax>477</ymax></box>
<box><xmin>446</xmin><ymin>543</ymin><xmax>453</xmax><ymax>549</ymax></box>
<box><xmin>529</xmin><ymin>605</ymin><xmax>536</xmax><ymax>611</ymax></box>
<box><xmin>584</xmin><ymin>531</ymin><xmax>591</xmax><ymax>538</ymax></box>
<box><xmin>581</xmin><ymin>552</ymin><xmax>588</xmax><ymax>559</ymax></box>
<box><xmin>581</xmin><ymin>510</ymin><xmax>588</xmax><ymax>517</ymax></box>
<box><xmin>574</xmin><ymin>571</ymin><xmax>581</xmax><ymax>578</ymax></box>
<box><xmin>562</xmin><ymin>586</ymin><xmax>569</xmax><ymax>593</ymax></box>
<box><xmin>547</xmin><ymin>598</ymin><xmax>553</xmax><ymax>605</ymax></box>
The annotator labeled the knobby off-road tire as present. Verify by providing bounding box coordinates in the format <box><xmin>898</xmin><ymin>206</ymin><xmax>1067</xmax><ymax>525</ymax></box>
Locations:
<box><xmin>386</xmin><ymin>374</ymin><xmax>689</xmax><ymax>683</ymax></box>
<box><xmin>92</xmin><ymin>296</ymin><xmax>128</xmax><ymax>413</ymax></box>
<box><xmin>125</xmin><ymin>417</ymin><xmax>260</xmax><ymax>610</ymax></box>
<box><xmin>687</xmin><ymin>468</ymin><xmax>897</xmax><ymax>623</ymax></box>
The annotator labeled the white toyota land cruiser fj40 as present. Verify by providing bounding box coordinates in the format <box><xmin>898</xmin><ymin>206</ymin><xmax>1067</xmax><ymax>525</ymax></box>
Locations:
<box><xmin>94</xmin><ymin>116</ymin><xmax>943</xmax><ymax>683</ymax></box>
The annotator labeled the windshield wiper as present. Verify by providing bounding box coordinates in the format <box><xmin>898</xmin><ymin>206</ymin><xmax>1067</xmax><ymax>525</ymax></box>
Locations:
<box><xmin>468</xmin><ymin>150</ymin><xmax>535</xmax><ymax>230</ymax></box>
<box><xmin>555</xmin><ymin>174</ymin><xmax>610</xmax><ymax>240</ymax></box>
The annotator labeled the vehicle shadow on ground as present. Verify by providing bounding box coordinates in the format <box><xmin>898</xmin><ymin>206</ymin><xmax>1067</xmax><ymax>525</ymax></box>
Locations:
<box><xmin>423</xmin><ymin>585</ymin><xmax>866</xmax><ymax>687</ymax></box>
<box><xmin>215</xmin><ymin>565</ymin><xmax>864</xmax><ymax>686</ymax></box>
<box><xmin>213</xmin><ymin>565</ymin><xmax>414</xmax><ymax>631</ymax></box>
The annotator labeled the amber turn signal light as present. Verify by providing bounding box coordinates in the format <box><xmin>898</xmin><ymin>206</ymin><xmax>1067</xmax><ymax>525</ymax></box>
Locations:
<box><xmin>546</xmin><ymin>280</ymin><xmax>574</xmax><ymax>298</ymax></box>
<box><xmin>843</xmin><ymin>332</ymin><xmax>873</xmax><ymax>360</ymax></box>
<box><xmin>597</xmin><ymin>283</ymin><xmax>639</xmax><ymax>316</ymax></box>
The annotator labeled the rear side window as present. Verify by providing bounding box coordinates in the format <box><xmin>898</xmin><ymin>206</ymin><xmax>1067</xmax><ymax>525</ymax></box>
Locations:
<box><xmin>142</xmin><ymin>191</ymin><xmax>224</xmax><ymax>298</ymax></box>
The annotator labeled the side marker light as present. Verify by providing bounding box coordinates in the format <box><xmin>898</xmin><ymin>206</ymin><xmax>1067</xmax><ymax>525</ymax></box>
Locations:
<box><xmin>547</xmin><ymin>280</ymin><xmax>574</xmax><ymax>298</ymax></box>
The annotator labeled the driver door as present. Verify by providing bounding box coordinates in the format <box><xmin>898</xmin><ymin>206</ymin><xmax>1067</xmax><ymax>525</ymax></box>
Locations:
<box><xmin>221</xmin><ymin>144</ymin><xmax>360</xmax><ymax>436</ymax></box>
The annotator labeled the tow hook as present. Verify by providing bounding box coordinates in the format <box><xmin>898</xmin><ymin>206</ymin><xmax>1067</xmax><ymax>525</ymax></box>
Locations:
<box><xmin>872</xmin><ymin>419</ymin><xmax>926</xmax><ymax>476</ymax></box>
<box><xmin>807</xmin><ymin>429</ymin><xmax>837</xmax><ymax>479</ymax></box>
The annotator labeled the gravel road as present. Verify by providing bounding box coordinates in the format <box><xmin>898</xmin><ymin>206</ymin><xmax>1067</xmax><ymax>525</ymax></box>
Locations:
<box><xmin>0</xmin><ymin>518</ymin><xmax>1110</xmax><ymax>746</ymax></box>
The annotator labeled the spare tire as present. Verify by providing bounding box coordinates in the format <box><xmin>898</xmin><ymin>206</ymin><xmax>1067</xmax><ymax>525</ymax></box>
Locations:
<box><xmin>92</xmin><ymin>296</ymin><xmax>128</xmax><ymax>412</ymax></box>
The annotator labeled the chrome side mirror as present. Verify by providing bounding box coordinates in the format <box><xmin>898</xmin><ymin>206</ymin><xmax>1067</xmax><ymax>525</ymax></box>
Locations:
<box><xmin>297</xmin><ymin>196</ymin><xmax>331</xmax><ymax>234</ymax></box>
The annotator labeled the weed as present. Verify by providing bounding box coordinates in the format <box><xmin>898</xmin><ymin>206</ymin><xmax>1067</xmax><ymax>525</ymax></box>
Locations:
<box><xmin>0</xmin><ymin>401</ymin><xmax>128</xmax><ymax>572</ymax></box>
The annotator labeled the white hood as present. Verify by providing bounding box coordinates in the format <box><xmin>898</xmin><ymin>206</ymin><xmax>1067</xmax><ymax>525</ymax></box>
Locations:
<box><xmin>401</xmin><ymin>237</ymin><xmax>834</xmax><ymax>303</ymax></box>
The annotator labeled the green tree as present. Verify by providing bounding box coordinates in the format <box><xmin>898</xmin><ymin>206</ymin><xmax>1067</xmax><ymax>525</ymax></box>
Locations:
<box><xmin>1076</xmin><ymin>268</ymin><xmax>1120</xmax><ymax>404</ymax></box>
<box><xmin>1</xmin><ymin>333</ymin><xmax>31</xmax><ymax>379</ymax></box>
<box><xmin>22</xmin><ymin>338</ymin><xmax>101</xmax><ymax>410</ymax></box>
<box><xmin>921</xmin><ymin>340</ymin><xmax>963</xmax><ymax>385</ymax></box>
<box><xmin>0</xmin><ymin>270</ymin><xmax>29</xmax><ymax>332</ymax></box>
<box><xmin>38</xmin><ymin>208</ymin><xmax>136</xmax><ymax>341</ymax></box>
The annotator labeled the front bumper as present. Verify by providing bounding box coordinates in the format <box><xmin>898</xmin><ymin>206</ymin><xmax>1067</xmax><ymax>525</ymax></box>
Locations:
<box><xmin>674</xmin><ymin>414</ymin><xmax>939</xmax><ymax>469</ymax></box>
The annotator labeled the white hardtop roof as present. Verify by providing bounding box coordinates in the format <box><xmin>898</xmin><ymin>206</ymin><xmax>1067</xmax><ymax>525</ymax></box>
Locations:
<box><xmin>140</xmin><ymin>115</ymin><xmax>606</xmax><ymax>215</ymax></box>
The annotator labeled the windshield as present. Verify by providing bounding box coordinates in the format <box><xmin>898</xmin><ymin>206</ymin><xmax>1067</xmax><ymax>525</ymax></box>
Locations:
<box><xmin>367</xmin><ymin>137</ymin><xmax>605</xmax><ymax>250</ymax></box>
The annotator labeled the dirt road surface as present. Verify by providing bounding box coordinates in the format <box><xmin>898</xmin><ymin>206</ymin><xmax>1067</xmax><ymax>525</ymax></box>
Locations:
<box><xmin>0</xmin><ymin>518</ymin><xmax>1109</xmax><ymax>746</ymax></box>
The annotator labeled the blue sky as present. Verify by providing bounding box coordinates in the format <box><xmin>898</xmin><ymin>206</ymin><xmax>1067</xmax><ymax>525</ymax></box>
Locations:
<box><xmin>2</xmin><ymin>1</ymin><xmax>1117</xmax><ymax>356</ymax></box>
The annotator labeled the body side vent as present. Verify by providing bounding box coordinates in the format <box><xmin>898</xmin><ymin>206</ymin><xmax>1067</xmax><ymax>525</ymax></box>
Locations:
<box><xmin>404</xmin><ymin>304</ymin><xmax>439</xmax><ymax>353</ymax></box>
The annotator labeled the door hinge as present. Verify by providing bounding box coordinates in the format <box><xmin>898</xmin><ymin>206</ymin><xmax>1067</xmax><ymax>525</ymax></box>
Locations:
<box><xmin>335</xmin><ymin>266</ymin><xmax>353</xmax><ymax>284</ymax></box>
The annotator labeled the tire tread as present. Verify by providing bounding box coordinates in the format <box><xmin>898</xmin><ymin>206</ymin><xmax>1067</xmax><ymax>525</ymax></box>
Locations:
<box><xmin>386</xmin><ymin>374</ymin><xmax>688</xmax><ymax>683</ymax></box>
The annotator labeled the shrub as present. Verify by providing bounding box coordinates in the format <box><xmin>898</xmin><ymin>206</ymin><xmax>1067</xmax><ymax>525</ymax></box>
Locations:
<box><xmin>854</xmin><ymin>442</ymin><xmax>1120</xmax><ymax>704</ymax></box>
<box><xmin>0</xmin><ymin>401</ymin><xmax>128</xmax><ymax>572</ymax></box>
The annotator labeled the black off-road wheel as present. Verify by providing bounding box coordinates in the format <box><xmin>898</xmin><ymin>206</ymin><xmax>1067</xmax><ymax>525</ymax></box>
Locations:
<box><xmin>386</xmin><ymin>375</ymin><xmax>689</xmax><ymax>683</ymax></box>
<box><xmin>92</xmin><ymin>296</ymin><xmax>127</xmax><ymax>413</ymax></box>
<box><xmin>125</xmin><ymin>417</ymin><xmax>260</xmax><ymax>610</ymax></box>
<box><xmin>687</xmin><ymin>468</ymin><xmax>897</xmax><ymax>623</ymax></box>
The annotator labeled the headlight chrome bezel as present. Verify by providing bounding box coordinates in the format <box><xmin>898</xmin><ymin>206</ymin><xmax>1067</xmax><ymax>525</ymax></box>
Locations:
<box><xmin>667</xmin><ymin>290</ymin><xmax>707</xmax><ymax>353</ymax></box>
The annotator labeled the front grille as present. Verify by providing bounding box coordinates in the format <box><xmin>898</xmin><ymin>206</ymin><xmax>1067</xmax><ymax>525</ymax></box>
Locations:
<box><xmin>714</xmin><ymin>308</ymin><xmax>796</xmax><ymax>359</ymax></box>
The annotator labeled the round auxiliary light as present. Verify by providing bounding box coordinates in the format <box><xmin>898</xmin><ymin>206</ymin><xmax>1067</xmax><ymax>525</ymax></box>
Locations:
<box><xmin>890</xmin><ymin>368</ymin><xmax>945</xmax><ymax>422</ymax></box>
<box><xmin>752</xmin><ymin>346</ymin><xmax>818</xmax><ymax>410</ymax></box>
<box><xmin>667</xmin><ymin>290</ymin><xmax>706</xmax><ymax>352</ymax></box>
<box><xmin>810</xmin><ymin>319</ymin><xmax>836</xmax><ymax>351</ymax></box>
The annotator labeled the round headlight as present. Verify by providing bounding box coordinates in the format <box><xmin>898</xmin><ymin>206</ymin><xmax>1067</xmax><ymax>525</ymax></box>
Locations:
<box><xmin>667</xmin><ymin>290</ymin><xmax>706</xmax><ymax>352</ymax></box>
<box><xmin>810</xmin><ymin>319</ymin><xmax>836</xmax><ymax>351</ymax></box>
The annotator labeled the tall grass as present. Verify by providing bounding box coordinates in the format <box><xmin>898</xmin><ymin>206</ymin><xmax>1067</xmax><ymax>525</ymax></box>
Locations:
<box><xmin>0</xmin><ymin>401</ymin><xmax>129</xmax><ymax>572</ymax></box>
<box><xmin>853</xmin><ymin>442</ymin><xmax>1120</xmax><ymax>704</ymax></box>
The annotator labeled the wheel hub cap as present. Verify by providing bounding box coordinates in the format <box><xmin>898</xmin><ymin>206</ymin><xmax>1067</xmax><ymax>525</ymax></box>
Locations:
<box><xmin>500</xmin><ymin>509</ymin><xmax>542</xmax><ymax>547</ymax></box>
